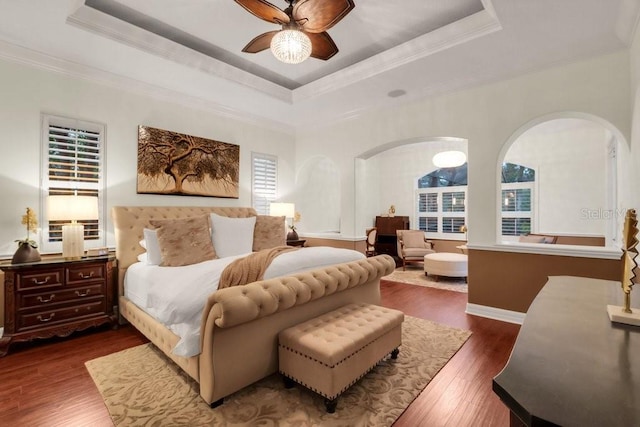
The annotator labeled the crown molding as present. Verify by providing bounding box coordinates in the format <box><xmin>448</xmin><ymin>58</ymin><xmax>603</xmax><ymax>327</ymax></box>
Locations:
<box><xmin>66</xmin><ymin>4</ymin><xmax>294</xmax><ymax>103</ymax></box>
<box><xmin>291</xmin><ymin>8</ymin><xmax>502</xmax><ymax>103</ymax></box>
<box><xmin>66</xmin><ymin>1</ymin><xmax>500</xmax><ymax>105</ymax></box>
<box><xmin>0</xmin><ymin>39</ymin><xmax>294</xmax><ymax>135</ymax></box>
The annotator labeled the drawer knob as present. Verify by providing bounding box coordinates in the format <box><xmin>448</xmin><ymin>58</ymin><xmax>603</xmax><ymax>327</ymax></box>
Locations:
<box><xmin>37</xmin><ymin>313</ymin><xmax>55</xmax><ymax>322</ymax></box>
<box><xmin>31</xmin><ymin>277</ymin><xmax>50</xmax><ymax>285</ymax></box>
<box><xmin>78</xmin><ymin>272</ymin><xmax>94</xmax><ymax>279</ymax></box>
<box><xmin>36</xmin><ymin>294</ymin><xmax>56</xmax><ymax>303</ymax></box>
<box><xmin>75</xmin><ymin>289</ymin><xmax>91</xmax><ymax>297</ymax></box>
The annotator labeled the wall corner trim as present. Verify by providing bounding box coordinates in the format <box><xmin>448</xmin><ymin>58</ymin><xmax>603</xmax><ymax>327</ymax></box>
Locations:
<box><xmin>466</xmin><ymin>303</ymin><xmax>525</xmax><ymax>325</ymax></box>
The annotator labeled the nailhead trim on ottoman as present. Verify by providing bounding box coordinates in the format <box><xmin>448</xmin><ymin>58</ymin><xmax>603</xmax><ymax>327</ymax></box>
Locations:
<box><xmin>278</xmin><ymin>302</ymin><xmax>404</xmax><ymax>413</ymax></box>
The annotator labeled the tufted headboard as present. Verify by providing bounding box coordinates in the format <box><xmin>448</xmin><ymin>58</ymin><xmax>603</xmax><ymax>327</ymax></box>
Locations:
<box><xmin>111</xmin><ymin>206</ymin><xmax>257</xmax><ymax>296</ymax></box>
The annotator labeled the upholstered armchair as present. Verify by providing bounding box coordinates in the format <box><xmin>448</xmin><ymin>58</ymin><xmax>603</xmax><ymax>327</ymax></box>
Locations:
<box><xmin>396</xmin><ymin>230</ymin><xmax>435</xmax><ymax>270</ymax></box>
<box><xmin>365</xmin><ymin>227</ymin><xmax>377</xmax><ymax>257</ymax></box>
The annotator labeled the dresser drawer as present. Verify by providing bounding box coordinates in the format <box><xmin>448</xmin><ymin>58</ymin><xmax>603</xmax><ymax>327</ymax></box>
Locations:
<box><xmin>66</xmin><ymin>263</ymin><xmax>105</xmax><ymax>284</ymax></box>
<box><xmin>17</xmin><ymin>299</ymin><xmax>106</xmax><ymax>330</ymax></box>
<box><xmin>17</xmin><ymin>269</ymin><xmax>64</xmax><ymax>291</ymax></box>
<box><xmin>19</xmin><ymin>284</ymin><xmax>105</xmax><ymax>309</ymax></box>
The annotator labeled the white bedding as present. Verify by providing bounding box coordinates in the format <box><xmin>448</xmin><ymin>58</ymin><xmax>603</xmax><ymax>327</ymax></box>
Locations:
<box><xmin>124</xmin><ymin>247</ymin><xmax>365</xmax><ymax>357</ymax></box>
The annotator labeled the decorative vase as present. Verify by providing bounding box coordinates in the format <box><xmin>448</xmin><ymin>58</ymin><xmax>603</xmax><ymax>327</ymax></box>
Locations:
<box><xmin>287</xmin><ymin>229</ymin><xmax>299</xmax><ymax>241</ymax></box>
<box><xmin>12</xmin><ymin>242</ymin><xmax>41</xmax><ymax>264</ymax></box>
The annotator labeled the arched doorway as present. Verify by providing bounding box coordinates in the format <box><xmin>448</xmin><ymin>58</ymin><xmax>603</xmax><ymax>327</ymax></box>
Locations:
<box><xmin>497</xmin><ymin>113</ymin><xmax>629</xmax><ymax>247</ymax></box>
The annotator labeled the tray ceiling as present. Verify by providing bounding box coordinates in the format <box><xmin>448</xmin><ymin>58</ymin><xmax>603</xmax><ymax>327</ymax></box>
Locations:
<box><xmin>0</xmin><ymin>0</ymin><xmax>636</xmax><ymax>130</ymax></box>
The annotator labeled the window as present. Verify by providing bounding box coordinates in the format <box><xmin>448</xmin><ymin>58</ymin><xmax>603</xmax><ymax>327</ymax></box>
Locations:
<box><xmin>501</xmin><ymin>186</ymin><xmax>533</xmax><ymax>235</ymax></box>
<box><xmin>41</xmin><ymin>115</ymin><xmax>105</xmax><ymax>252</ymax></box>
<box><xmin>416</xmin><ymin>187</ymin><xmax>467</xmax><ymax>238</ymax></box>
<box><xmin>500</xmin><ymin>163</ymin><xmax>535</xmax><ymax>237</ymax></box>
<box><xmin>416</xmin><ymin>164</ymin><xmax>467</xmax><ymax>239</ymax></box>
<box><xmin>252</xmin><ymin>152</ymin><xmax>277</xmax><ymax>215</ymax></box>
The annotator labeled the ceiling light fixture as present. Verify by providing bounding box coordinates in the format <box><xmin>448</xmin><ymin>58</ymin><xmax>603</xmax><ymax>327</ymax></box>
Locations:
<box><xmin>235</xmin><ymin>0</ymin><xmax>353</xmax><ymax>63</ymax></box>
<box><xmin>432</xmin><ymin>150</ymin><xmax>467</xmax><ymax>168</ymax></box>
<box><xmin>270</xmin><ymin>28</ymin><xmax>312</xmax><ymax>64</ymax></box>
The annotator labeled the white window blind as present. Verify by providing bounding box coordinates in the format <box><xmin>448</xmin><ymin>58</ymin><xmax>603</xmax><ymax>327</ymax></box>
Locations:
<box><xmin>252</xmin><ymin>152</ymin><xmax>277</xmax><ymax>215</ymax></box>
<box><xmin>41</xmin><ymin>115</ymin><xmax>105</xmax><ymax>252</ymax></box>
<box><xmin>415</xmin><ymin>186</ymin><xmax>467</xmax><ymax>239</ymax></box>
<box><xmin>501</xmin><ymin>184</ymin><xmax>534</xmax><ymax>236</ymax></box>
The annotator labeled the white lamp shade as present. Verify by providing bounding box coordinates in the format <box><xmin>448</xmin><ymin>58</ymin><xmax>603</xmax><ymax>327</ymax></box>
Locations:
<box><xmin>48</xmin><ymin>195</ymin><xmax>99</xmax><ymax>221</ymax></box>
<box><xmin>432</xmin><ymin>151</ymin><xmax>467</xmax><ymax>168</ymax></box>
<box><xmin>269</xmin><ymin>202</ymin><xmax>295</xmax><ymax>218</ymax></box>
<box><xmin>270</xmin><ymin>29</ymin><xmax>312</xmax><ymax>64</ymax></box>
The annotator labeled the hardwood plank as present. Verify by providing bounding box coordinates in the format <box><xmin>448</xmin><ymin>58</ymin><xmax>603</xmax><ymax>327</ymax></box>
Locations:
<box><xmin>381</xmin><ymin>281</ymin><xmax>520</xmax><ymax>427</ymax></box>
<box><xmin>0</xmin><ymin>281</ymin><xmax>519</xmax><ymax>426</ymax></box>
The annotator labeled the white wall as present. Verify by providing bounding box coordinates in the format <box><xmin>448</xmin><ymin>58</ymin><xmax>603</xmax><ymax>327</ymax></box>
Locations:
<box><xmin>0</xmin><ymin>49</ymin><xmax>633</xmax><ymax>256</ymax></box>
<box><xmin>0</xmin><ymin>59</ymin><xmax>295</xmax><ymax>256</ymax></box>
<box><xmin>628</xmin><ymin>23</ymin><xmax>640</xmax><ymax>218</ymax></box>
<box><xmin>296</xmin><ymin>51</ymin><xmax>631</xmax><ymax>246</ymax></box>
<box><xmin>361</xmin><ymin>140</ymin><xmax>467</xmax><ymax>231</ymax></box>
<box><xmin>293</xmin><ymin>156</ymin><xmax>341</xmax><ymax>232</ymax></box>
<box><xmin>504</xmin><ymin>119</ymin><xmax>608</xmax><ymax>236</ymax></box>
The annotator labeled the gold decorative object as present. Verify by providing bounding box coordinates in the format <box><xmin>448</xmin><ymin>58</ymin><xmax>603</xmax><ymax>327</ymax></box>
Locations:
<box><xmin>288</xmin><ymin>211</ymin><xmax>301</xmax><ymax>241</ymax></box>
<box><xmin>460</xmin><ymin>225</ymin><xmax>468</xmax><ymax>241</ymax></box>
<box><xmin>388</xmin><ymin>205</ymin><xmax>396</xmax><ymax>217</ymax></box>
<box><xmin>12</xmin><ymin>207</ymin><xmax>41</xmax><ymax>264</ymax></box>
<box><xmin>607</xmin><ymin>209</ymin><xmax>639</xmax><ymax>325</ymax></box>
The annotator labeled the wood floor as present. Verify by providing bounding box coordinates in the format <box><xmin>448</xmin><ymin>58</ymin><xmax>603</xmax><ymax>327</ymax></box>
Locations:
<box><xmin>0</xmin><ymin>281</ymin><xmax>520</xmax><ymax>426</ymax></box>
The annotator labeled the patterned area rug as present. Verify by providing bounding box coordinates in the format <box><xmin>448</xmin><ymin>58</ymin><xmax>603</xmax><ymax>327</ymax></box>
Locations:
<box><xmin>86</xmin><ymin>316</ymin><xmax>471</xmax><ymax>426</ymax></box>
<box><xmin>382</xmin><ymin>266</ymin><xmax>468</xmax><ymax>293</ymax></box>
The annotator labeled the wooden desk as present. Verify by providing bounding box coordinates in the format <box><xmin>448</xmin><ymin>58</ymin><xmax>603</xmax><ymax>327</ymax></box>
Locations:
<box><xmin>493</xmin><ymin>276</ymin><xmax>640</xmax><ymax>426</ymax></box>
<box><xmin>374</xmin><ymin>216</ymin><xmax>409</xmax><ymax>258</ymax></box>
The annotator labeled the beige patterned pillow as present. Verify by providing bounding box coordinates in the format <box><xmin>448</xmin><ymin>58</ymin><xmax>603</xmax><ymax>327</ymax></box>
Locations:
<box><xmin>149</xmin><ymin>215</ymin><xmax>216</xmax><ymax>266</ymax></box>
<box><xmin>253</xmin><ymin>215</ymin><xmax>286</xmax><ymax>251</ymax></box>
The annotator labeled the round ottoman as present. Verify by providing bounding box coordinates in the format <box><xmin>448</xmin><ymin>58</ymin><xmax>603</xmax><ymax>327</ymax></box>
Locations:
<box><xmin>423</xmin><ymin>252</ymin><xmax>468</xmax><ymax>282</ymax></box>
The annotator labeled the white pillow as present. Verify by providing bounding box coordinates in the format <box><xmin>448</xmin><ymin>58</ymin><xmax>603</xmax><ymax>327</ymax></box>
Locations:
<box><xmin>143</xmin><ymin>228</ymin><xmax>162</xmax><ymax>265</ymax></box>
<box><xmin>210</xmin><ymin>213</ymin><xmax>256</xmax><ymax>258</ymax></box>
<box><xmin>137</xmin><ymin>253</ymin><xmax>148</xmax><ymax>263</ymax></box>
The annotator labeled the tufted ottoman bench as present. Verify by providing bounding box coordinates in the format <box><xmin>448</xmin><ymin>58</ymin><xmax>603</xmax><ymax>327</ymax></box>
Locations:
<box><xmin>278</xmin><ymin>303</ymin><xmax>404</xmax><ymax>413</ymax></box>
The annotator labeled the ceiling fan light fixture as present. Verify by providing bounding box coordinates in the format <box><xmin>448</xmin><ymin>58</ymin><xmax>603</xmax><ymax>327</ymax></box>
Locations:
<box><xmin>270</xmin><ymin>29</ymin><xmax>312</xmax><ymax>64</ymax></box>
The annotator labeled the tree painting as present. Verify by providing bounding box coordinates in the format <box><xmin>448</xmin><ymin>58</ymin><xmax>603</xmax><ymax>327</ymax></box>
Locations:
<box><xmin>137</xmin><ymin>126</ymin><xmax>239</xmax><ymax>198</ymax></box>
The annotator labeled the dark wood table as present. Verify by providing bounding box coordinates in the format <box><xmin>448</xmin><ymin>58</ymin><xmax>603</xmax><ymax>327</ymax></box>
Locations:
<box><xmin>493</xmin><ymin>276</ymin><xmax>640</xmax><ymax>426</ymax></box>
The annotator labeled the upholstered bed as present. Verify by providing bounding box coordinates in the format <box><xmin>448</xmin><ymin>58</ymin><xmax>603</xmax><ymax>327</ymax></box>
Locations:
<box><xmin>111</xmin><ymin>206</ymin><xmax>395</xmax><ymax>406</ymax></box>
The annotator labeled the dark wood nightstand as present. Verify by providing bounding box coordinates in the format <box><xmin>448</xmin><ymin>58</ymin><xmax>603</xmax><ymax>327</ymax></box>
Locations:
<box><xmin>0</xmin><ymin>255</ymin><xmax>117</xmax><ymax>356</ymax></box>
<box><xmin>286</xmin><ymin>239</ymin><xmax>306</xmax><ymax>247</ymax></box>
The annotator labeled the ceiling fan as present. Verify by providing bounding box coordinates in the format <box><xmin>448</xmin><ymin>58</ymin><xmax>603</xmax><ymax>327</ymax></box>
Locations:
<box><xmin>234</xmin><ymin>0</ymin><xmax>355</xmax><ymax>64</ymax></box>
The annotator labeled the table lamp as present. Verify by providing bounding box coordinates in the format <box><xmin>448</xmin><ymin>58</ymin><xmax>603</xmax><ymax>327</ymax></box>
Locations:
<box><xmin>269</xmin><ymin>202</ymin><xmax>297</xmax><ymax>241</ymax></box>
<box><xmin>48</xmin><ymin>195</ymin><xmax>99</xmax><ymax>259</ymax></box>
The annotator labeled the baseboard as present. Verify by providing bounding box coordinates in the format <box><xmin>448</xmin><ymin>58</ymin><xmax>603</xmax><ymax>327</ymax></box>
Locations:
<box><xmin>465</xmin><ymin>303</ymin><xmax>525</xmax><ymax>325</ymax></box>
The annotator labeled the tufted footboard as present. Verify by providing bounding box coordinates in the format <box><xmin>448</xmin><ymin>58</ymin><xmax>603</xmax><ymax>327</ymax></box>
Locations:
<box><xmin>198</xmin><ymin>254</ymin><xmax>396</xmax><ymax>404</ymax></box>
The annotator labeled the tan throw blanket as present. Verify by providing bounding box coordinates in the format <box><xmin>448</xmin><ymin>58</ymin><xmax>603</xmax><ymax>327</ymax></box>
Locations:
<box><xmin>218</xmin><ymin>246</ymin><xmax>298</xmax><ymax>289</ymax></box>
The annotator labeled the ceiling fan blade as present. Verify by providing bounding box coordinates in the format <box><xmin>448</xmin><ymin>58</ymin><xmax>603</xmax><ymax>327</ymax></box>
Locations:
<box><xmin>294</xmin><ymin>0</ymin><xmax>355</xmax><ymax>33</ymax></box>
<box><xmin>242</xmin><ymin>31</ymin><xmax>279</xmax><ymax>53</ymax></box>
<box><xmin>234</xmin><ymin>0</ymin><xmax>289</xmax><ymax>24</ymax></box>
<box><xmin>306</xmin><ymin>31</ymin><xmax>339</xmax><ymax>60</ymax></box>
